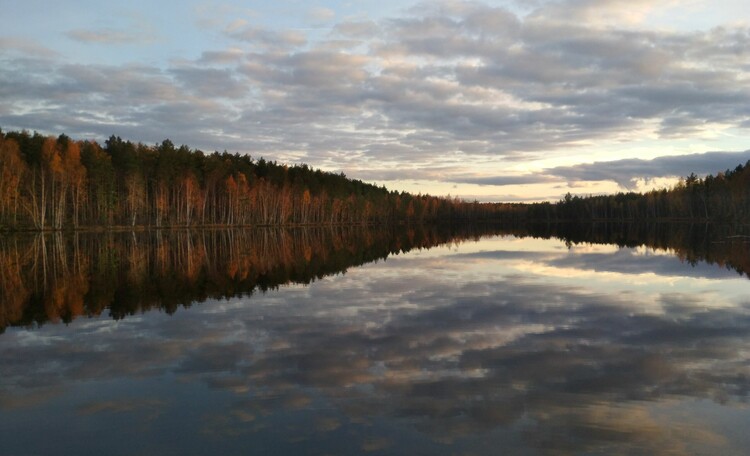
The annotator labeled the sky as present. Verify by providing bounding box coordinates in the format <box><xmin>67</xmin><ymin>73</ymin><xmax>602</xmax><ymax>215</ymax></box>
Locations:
<box><xmin>1</xmin><ymin>0</ymin><xmax>750</xmax><ymax>201</ymax></box>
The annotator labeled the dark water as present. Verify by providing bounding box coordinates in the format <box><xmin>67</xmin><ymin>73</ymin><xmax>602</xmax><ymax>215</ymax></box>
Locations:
<box><xmin>2</xmin><ymin>224</ymin><xmax>750</xmax><ymax>455</ymax></box>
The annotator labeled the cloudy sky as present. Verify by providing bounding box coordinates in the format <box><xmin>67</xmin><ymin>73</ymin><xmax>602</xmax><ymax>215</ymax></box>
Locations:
<box><xmin>2</xmin><ymin>0</ymin><xmax>750</xmax><ymax>201</ymax></box>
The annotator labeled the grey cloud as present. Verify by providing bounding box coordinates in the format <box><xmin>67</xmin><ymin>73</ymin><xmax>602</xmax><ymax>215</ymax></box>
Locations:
<box><xmin>240</xmin><ymin>50</ymin><xmax>370</xmax><ymax>89</ymax></box>
<box><xmin>444</xmin><ymin>150</ymin><xmax>750</xmax><ymax>191</ymax></box>
<box><xmin>66</xmin><ymin>28</ymin><xmax>153</xmax><ymax>45</ymax></box>
<box><xmin>380</xmin><ymin>10</ymin><xmax>519</xmax><ymax>60</ymax></box>
<box><xmin>170</xmin><ymin>67</ymin><xmax>248</xmax><ymax>99</ymax></box>
<box><xmin>449</xmin><ymin>174</ymin><xmax>558</xmax><ymax>186</ymax></box>
<box><xmin>616</xmin><ymin>83</ymin><xmax>750</xmax><ymax>117</ymax></box>
<box><xmin>0</xmin><ymin>57</ymin><xmax>244</xmax><ymax>152</ymax></box>
<box><xmin>226</xmin><ymin>25</ymin><xmax>307</xmax><ymax>48</ymax></box>
<box><xmin>547</xmin><ymin>151</ymin><xmax>750</xmax><ymax>188</ymax></box>
<box><xmin>198</xmin><ymin>49</ymin><xmax>246</xmax><ymax>65</ymax></box>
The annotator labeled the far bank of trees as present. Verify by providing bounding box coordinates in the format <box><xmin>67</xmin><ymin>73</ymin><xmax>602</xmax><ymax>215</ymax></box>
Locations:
<box><xmin>0</xmin><ymin>130</ymin><xmax>516</xmax><ymax>230</ymax></box>
<box><xmin>525</xmin><ymin>165</ymin><xmax>750</xmax><ymax>222</ymax></box>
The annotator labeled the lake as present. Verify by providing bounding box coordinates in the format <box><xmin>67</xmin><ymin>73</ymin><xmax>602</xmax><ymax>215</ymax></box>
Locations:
<box><xmin>2</xmin><ymin>224</ymin><xmax>750</xmax><ymax>455</ymax></box>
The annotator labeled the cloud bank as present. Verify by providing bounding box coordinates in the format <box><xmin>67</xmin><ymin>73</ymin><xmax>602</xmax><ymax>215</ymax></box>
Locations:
<box><xmin>452</xmin><ymin>150</ymin><xmax>750</xmax><ymax>190</ymax></box>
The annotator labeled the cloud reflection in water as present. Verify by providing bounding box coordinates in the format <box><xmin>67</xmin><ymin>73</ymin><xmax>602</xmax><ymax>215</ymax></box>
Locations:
<box><xmin>2</xmin><ymin>234</ymin><xmax>750</xmax><ymax>455</ymax></box>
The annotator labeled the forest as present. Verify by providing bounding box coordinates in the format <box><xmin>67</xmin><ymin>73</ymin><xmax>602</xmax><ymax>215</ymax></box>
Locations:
<box><xmin>0</xmin><ymin>129</ymin><xmax>512</xmax><ymax>230</ymax></box>
<box><xmin>524</xmin><ymin>166</ymin><xmax>750</xmax><ymax>222</ymax></box>
<box><xmin>1</xmin><ymin>128</ymin><xmax>749</xmax><ymax>230</ymax></box>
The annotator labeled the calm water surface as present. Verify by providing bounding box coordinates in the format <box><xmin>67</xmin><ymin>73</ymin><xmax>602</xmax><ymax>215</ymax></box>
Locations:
<box><xmin>2</xmin><ymin>226</ymin><xmax>750</xmax><ymax>455</ymax></box>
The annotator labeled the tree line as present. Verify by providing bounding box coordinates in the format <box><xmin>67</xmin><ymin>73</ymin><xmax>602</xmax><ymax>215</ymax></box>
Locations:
<box><xmin>524</xmin><ymin>166</ymin><xmax>750</xmax><ymax>222</ymax></box>
<box><xmin>2</xmin><ymin>128</ymin><xmax>749</xmax><ymax>229</ymax></box>
<box><xmin>0</xmin><ymin>129</ymin><xmax>515</xmax><ymax>230</ymax></box>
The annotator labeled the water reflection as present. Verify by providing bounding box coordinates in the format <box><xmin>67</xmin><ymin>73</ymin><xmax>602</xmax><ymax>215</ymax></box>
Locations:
<box><xmin>0</xmin><ymin>225</ymin><xmax>491</xmax><ymax>331</ymax></box>
<box><xmin>1</xmin><ymin>223</ymin><xmax>750</xmax><ymax>455</ymax></box>
<box><xmin>518</xmin><ymin>221</ymin><xmax>750</xmax><ymax>279</ymax></box>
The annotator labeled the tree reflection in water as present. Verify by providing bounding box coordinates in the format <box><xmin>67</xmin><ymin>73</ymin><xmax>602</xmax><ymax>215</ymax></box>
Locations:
<box><xmin>2</xmin><ymin>222</ymin><xmax>750</xmax><ymax>331</ymax></box>
<box><xmin>1</xmin><ymin>223</ymin><xmax>750</xmax><ymax>455</ymax></box>
<box><xmin>0</xmin><ymin>225</ymin><xmax>491</xmax><ymax>331</ymax></box>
